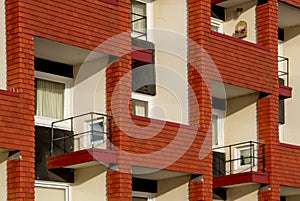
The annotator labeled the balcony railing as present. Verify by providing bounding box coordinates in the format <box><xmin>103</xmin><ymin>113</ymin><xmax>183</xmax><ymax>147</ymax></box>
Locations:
<box><xmin>278</xmin><ymin>56</ymin><xmax>289</xmax><ymax>87</ymax></box>
<box><xmin>213</xmin><ymin>141</ymin><xmax>265</xmax><ymax>177</ymax></box>
<box><xmin>50</xmin><ymin>112</ymin><xmax>113</xmax><ymax>156</ymax></box>
<box><xmin>131</xmin><ymin>12</ymin><xmax>147</xmax><ymax>40</ymax></box>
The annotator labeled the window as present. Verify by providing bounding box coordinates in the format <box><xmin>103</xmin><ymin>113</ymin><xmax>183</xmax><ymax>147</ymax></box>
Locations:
<box><xmin>83</xmin><ymin>117</ymin><xmax>106</xmax><ymax>149</ymax></box>
<box><xmin>35</xmin><ymin>181</ymin><xmax>70</xmax><ymax>201</ymax></box>
<box><xmin>132</xmin><ymin>191</ymin><xmax>155</xmax><ymax>201</ymax></box>
<box><xmin>236</xmin><ymin>146</ymin><xmax>254</xmax><ymax>170</ymax></box>
<box><xmin>35</xmin><ymin>78</ymin><xmax>65</xmax><ymax>119</ymax></box>
<box><xmin>211</xmin><ymin>17</ymin><xmax>224</xmax><ymax>33</ymax></box>
<box><xmin>34</xmin><ymin>71</ymin><xmax>73</xmax><ymax>127</ymax></box>
<box><xmin>131</xmin><ymin>0</ymin><xmax>153</xmax><ymax>41</ymax></box>
<box><xmin>132</xmin><ymin>99</ymin><xmax>148</xmax><ymax>117</ymax></box>
<box><xmin>212</xmin><ymin>109</ymin><xmax>225</xmax><ymax>148</ymax></box>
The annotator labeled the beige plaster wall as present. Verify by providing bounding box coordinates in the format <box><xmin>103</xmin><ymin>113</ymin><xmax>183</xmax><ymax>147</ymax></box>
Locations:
<box><xmin>150</xmin><ymin>0</ymin><xmax>188</xmax><ymax>124</ymax></box>
<box><xmin>280</xmin><ymin>25</ymin><xmax>300</xmax><ymax>145</ymax></box>
<box><xmin>224</xmin><ymin>93</ymin><xmax>258</xmax><ymax>146</ymax></box>
<box><xmin>72</xmin><ymin>57</ymin><xmax>108</xmax><ymax>150</ymax></box>
<box><xmin>0</xmin><ymin>0</ymin><xmax>6</xmax><ymax>89</ymax></box>
<box><xmin>72</xmin><ymin>165</ymin><xmax>107</xmax><ymax>201</ymax></box>
<box><xmin>155</xmin><ymin>175</ymin><xmax>190</xmax><ymax>201</ymax></box>
<box><xmin>223</xmin><ymin>1</ymin><xmax>257</xmax><ymax>43</ymax></box>
<box><xmin>286</xmin><ymin>195</ymin><xmax>300</xmax><ymax>201</ymax></box>
<box><xmin>226</xmin><ymin>184</ymin><xmax>260</xmax><ymax>201</ymax></box>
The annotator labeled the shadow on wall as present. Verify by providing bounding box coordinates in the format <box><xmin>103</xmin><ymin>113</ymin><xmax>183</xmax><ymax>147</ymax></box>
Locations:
<box><xmin>226</xmin><ymin>92</ymin><xmax>260</xmax><ymax>116</ymax></box>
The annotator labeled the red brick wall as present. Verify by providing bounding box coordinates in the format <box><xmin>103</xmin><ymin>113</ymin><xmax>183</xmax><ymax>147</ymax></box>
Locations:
<box><xmin>0</xmin><ymin>90</ymin><xmax>35</xmax><ymax>200</ymax></box>
<box><xmin>280</xmin><ymin>0</ymin><xmax>300</xmax><ymax>8</ymax></box>
<box><xmin>205</xmin><ymin>32</ymin><xmax>276</xmax><ymax>94</ymax></box>
<box><xmin>256</xmin><ymin>0</ymin><xmax>280</xmax><ymax>200</ymax></box>
<box><xmin>278</xmin><ymin>143</ymin><xmax>300</xmax><ymax>188</ymax></box>
<box><xmin>5</xmin><ymin>0</ymin><xmax>132</xmax><ymax>200</ymax></box>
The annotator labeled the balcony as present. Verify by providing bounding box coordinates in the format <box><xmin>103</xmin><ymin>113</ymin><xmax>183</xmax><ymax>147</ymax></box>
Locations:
<box><xmin>47</xmin><ymin>112</ymin><xmax>116</xmax><ymax>169</ymax></box>
<box><xmin>278</xmin><ymin>56</ymin><xmax>292</xmax><ymax>99</ymax></box>
<box><xmin>213</xmin><ymin>141</ymin><xmax>268</xmax><ymax>188</ymax></box>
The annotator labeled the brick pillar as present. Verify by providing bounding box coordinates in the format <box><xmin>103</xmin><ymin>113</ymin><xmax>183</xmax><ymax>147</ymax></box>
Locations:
<box><xmin>107</xmin><ymin>168</ymin><xmax>132</xmax><ymax>201</ymax></box>
<box><xmin>6</xmin><ymin>1</ymin><xmax>35</xmax><ymax>201</ymax></box>
<box><xmin>257</xmin><ymin>0</ymin><xmax>280</xmax><ymax>200</ymax></box>
<box><xmin>189</xmin><ymin>174</ymin><xmax>212</xmax><ymax>201</ymax></box>
<box><xmin>7</xmin><ymin>154</ymin><xmax>35</xmax><ymax>201</ymax></box>
<box><xmin>188</xmin><ymin>0</ymin><xmax>213</xmax><ymax>200</ymax></box>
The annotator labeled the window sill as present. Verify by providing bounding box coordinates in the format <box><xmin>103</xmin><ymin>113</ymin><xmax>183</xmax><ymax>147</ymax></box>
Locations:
<box><xmin>35</xmin><ymin>116</ymin><xmax>70</xmax><ymax>130</ymax></box>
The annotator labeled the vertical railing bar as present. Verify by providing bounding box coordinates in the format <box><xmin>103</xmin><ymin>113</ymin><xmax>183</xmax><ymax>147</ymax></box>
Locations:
<box><xmin>229</xmin><ymin>145</ymin><xmax>232</xmax><ymax>174</ymax></box>
<box><xmin>287</xmin><ymin>58</ymin><xmax>289</xmax><ymax>86</ymax></box>
<box><xmin>110</xmin><ymin>116</ymin><xmax>113</xmax><ymax>150</ymax></box>
<box><xmin>91</xmin><ymin>113</ymin><xmax>94</xmax><ymax>148</ymax></box>
<box><xmin>50</xmin><ymin>122</ymin><xmax>54</xmax><ymax>156</ymax></box>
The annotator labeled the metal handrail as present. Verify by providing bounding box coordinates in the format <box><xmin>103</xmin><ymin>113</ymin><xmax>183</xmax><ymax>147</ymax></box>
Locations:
<box><xmin>50</xmin><ymin>112</ymin><xmax>113</xmax><ymax>156</ymax></box>
<box><xmin>278</xmin><ymin>56</ymin><xmax>289</xmax><ymax>86</ymax></box>
<box><xmin>131</xmin><ymin>12</ymin><xmax>147</xmax><ymax>40</ymax></box>
<box><xmin>213</xmin><ymin>141</ymin><xmax>265</xmax><ymax>177</ymax></box>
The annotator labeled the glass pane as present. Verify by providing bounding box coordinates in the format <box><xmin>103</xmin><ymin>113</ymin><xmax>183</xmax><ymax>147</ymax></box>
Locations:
<box><xmin>133</xmin><ymin>197</ymin><xmax>147</xmax><ymax>201</ymax></box>
<box><xmin>91</xmin><ymin>121</ymin><xmax>104</xmax><ymax>141</ymax></box>
<box><xmin>35</xmin><ymin>78</ymin><xmax>65</xmax><ymax>119</ymax></box>
<box><xmin>132</xmin><ymin>99</ymin><xmax>148</xmax><ymax>117</ymax></box>
<box><xmin>240</xmin><ymin>149</ymin><xmax>251</xmax><ymax>166</ymax></box>
<box><xmin>131</xmin><ymin>0</ymin><xmax>147</xmax><ymax>32</ymax></box>
<box><xmin>212</xmin><ymin>115</ymin><xmax>218</xmax><ymax>146</ymax></box>
<box><xmin>211</xmin><ymin>25</ymin><xmax>219</xmax><ymax>32</ymax></box>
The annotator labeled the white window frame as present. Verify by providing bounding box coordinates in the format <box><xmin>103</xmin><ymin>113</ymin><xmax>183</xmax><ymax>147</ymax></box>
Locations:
<box><xmin>132</xmin><ymin>92</ymin><xmax>153</xmax><ymax>118</ymax></box>
<box><xmin>212</xmin><ymin>109</ymin><xmax>225</xmax><ymax>149</ymax></box>
<box><xmin>132</xmin><ymin>191</ymin><xmax>155</xmax><ymax>201</ymax></box>
<box><xmin>235</xmin><ymin>146</ymin><xmax>255</xmax><ymax>171</ymax></box>
<box><xmin>211</xmin><ymin>17</ymin><xmax>224</xmax><ymax>33</ymax></box>
<box><xmin>83</xmin><ymin>117</ymin><xmax>107</xmax><ymax>149</ymax></box>
<box><xmin>34</xmin><ymin>71</ymin><xmax>73</xmax><ymax>129</ymax></box>
<box><xmin>131</xmin><ymin>0</ymin><xmax>153</xmax><ymax>42</ymax></box>
<box><xmin>35</xmin><ymin>181</ymin><xmax>71</xmax><ymax>201</ymax></box>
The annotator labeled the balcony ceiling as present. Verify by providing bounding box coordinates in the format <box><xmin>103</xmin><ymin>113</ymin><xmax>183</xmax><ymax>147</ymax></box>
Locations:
<box><xmin>216</xmin><ymin>0</ymin><xmax>253</xmax><ymax>8</ymax></box>
<box><xmin>132</xmin><ymin>166</ymin><xmax>190</xmax><ymax>180</ymax></box>
<box><xmin>279</xmin><ymin>2</ymin><xmax>300</xmax><ymax>29</ymax></box>
<box><xmin>212</xmin><ymin>81</ymin><xmax>256</xmax><ymax>99</ymax></box>
<box><xmin>34</xmin><ymin>37</ymin><xmax>106</xmax><ymax>66</ymax></box>
<box><xmin>281</xmin><ymin>186</ymin><xmax>300</xmax><ymax>196</ymax></box>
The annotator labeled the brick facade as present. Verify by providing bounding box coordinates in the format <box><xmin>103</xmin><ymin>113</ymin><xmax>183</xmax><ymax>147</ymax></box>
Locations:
<box><xmin>2</xmin><ymin>0</ymin><xmax>300</xmax><ymax>200</ymax></box>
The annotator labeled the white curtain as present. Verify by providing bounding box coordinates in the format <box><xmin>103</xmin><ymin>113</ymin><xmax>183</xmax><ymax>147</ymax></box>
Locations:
<box><xmin>132</xmin><ymin>0</ymin><xmax>146</xmax><ymax>32</ymax></box>
<box><xmin>35</xmin><ymin>78</ymin><xmax>65</xmax><ymax>119</ymax></box>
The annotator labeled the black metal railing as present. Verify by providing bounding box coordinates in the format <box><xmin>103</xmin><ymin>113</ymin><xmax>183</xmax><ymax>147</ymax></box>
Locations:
<box><xmin>50</xmin><ymin>112</ymin><xmax>113</xmax><ymax>156</ymax></box>
<box><xmin>278</xmin><ymin>56</ymin><xmax>289</xmax><ymax>87</ymax></box>
<box><xmin>131</xmin><ymin>12</ymin><xmax>147</xmax><ymax>40</ymax></box>
<box><xmin>213</xmin><ymin>141</ymin><xmax>265</xmax><ymax>177</ymax></box>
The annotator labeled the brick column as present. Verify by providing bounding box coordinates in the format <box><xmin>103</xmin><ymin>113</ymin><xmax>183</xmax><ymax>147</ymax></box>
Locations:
<box><xmin>257</xmin><ymin>0</ymin><xmax>280</xmax><ymax>200</ymax></box>
<box><xmin>188</xmin><ymin>0</ymin><xmax>213</xmax><ymax>200</ymax></box>
<box><xmin>5</xmin><ymin>1</ymin><xmax>35</xmax><ymax>201</ymax></box>
<box><xmin>189</xmin><ymin>174</ymin><xmax>212</xmax><ymax>201</ymax></box>
<box><xmin>107</xmin><ymin>169</ymin><xmax>132</xmax><ymax>201</ymax></box>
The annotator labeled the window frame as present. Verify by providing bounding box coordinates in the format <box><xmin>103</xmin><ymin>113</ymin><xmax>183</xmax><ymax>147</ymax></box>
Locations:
<box><xmin>35</xmin><ymin>181</ymin><xmax>71</xmax><ymax>201</ymax></box>
<box><xmin>131</xmin><ymin>0</ymin><xmax>153</xmax><ymax>41</ymax></box>
<box><xmin>235</xmin><ymin>145</ymin><xmax>255</xmax><ymax>171</ymax></box>
<box><xmin>211</xmin><ymin>17</ymin><xmax>224</xmax><ymax>33</ymax></box>
<box><xmin>132</xmin><ymin>191</ymin><xmax>155</xmax><ymax>201</ymax></box>
<box><xmin>83</xmin><ymin>117</ymin><xmax>107</xmax><ymax>149</ymax></box>
<box><xmin>212</xmin><ymin>109</ymin><xmax>225</xmax><ymax>149</ymax></box>
<box><xmin>34</xmin><ymin>71</ymin><xmax>73</xmax><ymax>128</ymax></box>
<box><xmin>132</xmin><ymin>92</ymin><xmax>153</xmax><ymax>118</ymax></box>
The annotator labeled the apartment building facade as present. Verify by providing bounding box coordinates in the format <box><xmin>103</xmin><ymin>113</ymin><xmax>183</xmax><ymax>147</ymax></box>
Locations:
<box><xmin>0</xmin><ymin>0</ymin><xmax>300</xmax><ymax>200</ymax></box>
